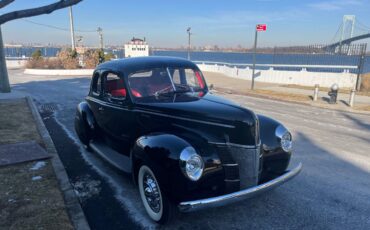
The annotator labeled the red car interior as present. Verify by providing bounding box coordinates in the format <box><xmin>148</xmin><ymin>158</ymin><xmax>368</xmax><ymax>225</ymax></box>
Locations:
<box><xmin>105</xmin><ymin>79</ymin><xmax>142</xmax><ymax>98</ymax></box>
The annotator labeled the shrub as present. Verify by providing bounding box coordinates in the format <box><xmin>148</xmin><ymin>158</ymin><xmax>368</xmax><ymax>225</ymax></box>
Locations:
<box><xmin>31</xmin><ymin>49</ymin><xmax>42</xmax><ymax>60</ymax></box>
<box><xmin>104</xmin><ymin>52</ymin><xmax>116</xmax><ymax>62</ymax></box>
<box><xmin>26</xmin><ymin>48</ymin><xmax>112</xmax><ymax>69</ymax></box>
<box><xmin>57</xmin><ymin>49</ymin><xmax>79</xmax><ymax>69</ymax></box>
<box><xmin>26</xmin><ymin>58</ymin><xmax>63</xmax><ymax>69</ymax></box>
<box><xmin>361</xmin><ymin>73</ymin><xmax>370</xmax><ymax>92</ymax></box>
<box><xmin>83</xmin><ymin>49</ymin><xmax>103</xmax><ymax>69</ymax></box>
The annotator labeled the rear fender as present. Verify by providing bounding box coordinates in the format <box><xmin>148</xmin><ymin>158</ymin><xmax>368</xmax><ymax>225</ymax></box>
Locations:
<box><xmin>75</xmin><ymin>102</ymin><xmax>97</xmax><ymax>144</ymax></box>
<box><xmin>76</xmin><ymin>102</ymin><xmax>96</xmax><ymax>130</ymax></box>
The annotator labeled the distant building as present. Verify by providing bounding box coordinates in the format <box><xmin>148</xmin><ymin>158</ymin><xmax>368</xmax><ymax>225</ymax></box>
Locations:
<box><xmin>124</xmin><ymin>37</ymin><xmax>149</xmax><ymax>58</ymax></box>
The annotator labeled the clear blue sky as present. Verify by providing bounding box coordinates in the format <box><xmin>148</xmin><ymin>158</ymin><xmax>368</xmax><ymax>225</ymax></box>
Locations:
<box><xmin>2</xmin><ymin>0</ymin><xmax>370</xmax><ymax>48</ymax></box>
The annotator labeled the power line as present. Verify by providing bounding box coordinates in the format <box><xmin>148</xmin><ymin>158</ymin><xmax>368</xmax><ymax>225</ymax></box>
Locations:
<box><xmin>22</xmin><ymin>19</ymin><xmax>96</xmax><ymax>33</ymax></box>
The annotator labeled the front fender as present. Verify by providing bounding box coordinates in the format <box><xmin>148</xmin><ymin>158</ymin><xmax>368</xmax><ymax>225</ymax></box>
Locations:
<box><xmin>131</xmin><ymin>133</ymin><xmax>223</xmax><ymax>203</ymax></box>
<box><xmin>258</xmin><ymin>115</ymin><xmax>292</xmax><ymax>178</ymax></box>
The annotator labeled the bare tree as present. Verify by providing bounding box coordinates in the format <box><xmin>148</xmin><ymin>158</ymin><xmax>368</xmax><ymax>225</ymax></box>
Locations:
<box><xmin>0</xmin><ymin>0</ymin><xmax>82</xmax><ymax>93</ymax></box>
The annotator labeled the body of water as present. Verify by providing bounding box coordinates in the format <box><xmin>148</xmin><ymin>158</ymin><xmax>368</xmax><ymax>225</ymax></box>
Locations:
<box><xmin>4</xmin><ymin>47</ymin><xmax>370</xmax><ymax>73</ymax></box>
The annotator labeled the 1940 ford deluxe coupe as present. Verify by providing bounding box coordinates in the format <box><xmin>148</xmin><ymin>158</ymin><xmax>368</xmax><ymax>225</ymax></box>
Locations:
<box><xmin>75</xmin><ymin>56</ymin><xmax>302</xmax><ymax>224</ymax></box>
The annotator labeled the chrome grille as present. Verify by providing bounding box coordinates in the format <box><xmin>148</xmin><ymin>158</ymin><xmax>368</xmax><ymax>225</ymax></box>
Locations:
<box><xmin>228</xmin><ymin>146</ymin><xmax>260</xmax><ymax>189</ymax></box>
<box><xmin>216</xmin><ymin>144</ymin><xmax>261</xmax><ymax>190</ymax></box>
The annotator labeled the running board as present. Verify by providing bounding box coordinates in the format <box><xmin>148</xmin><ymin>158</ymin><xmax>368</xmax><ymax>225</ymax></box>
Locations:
<box><xmin>89</xmin><ymin>140</ymin><xmax>132</xmax><ymax>173</ymax></box>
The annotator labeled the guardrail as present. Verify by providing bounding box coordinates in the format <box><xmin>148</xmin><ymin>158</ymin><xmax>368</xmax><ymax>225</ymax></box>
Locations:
<box><xmin>195</xmin><ymin>61</ymin><xmax>358</xmax><ymax>88</ymax></box>
<box><xmin>193</xmin><ymin>61</ymin><xmax>359</xmax><ymax>70</ymax></box>
<box><xmin>5</xmin><ymin>57</ymin><xmax>29</xmax><ymax>60</ymax></box>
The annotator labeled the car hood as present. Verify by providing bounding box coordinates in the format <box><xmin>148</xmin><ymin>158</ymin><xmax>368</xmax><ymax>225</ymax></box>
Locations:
<box><xmin>135</xmin><ymin>92</ymin><xmax>259</xmax><ymax>145</ymax></box>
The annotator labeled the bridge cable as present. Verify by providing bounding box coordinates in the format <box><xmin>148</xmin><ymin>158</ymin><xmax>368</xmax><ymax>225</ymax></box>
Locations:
<box><xmin>331</xmin><ymin>22</ymin><xmax>343</xmax><ymax>43</ymax></box>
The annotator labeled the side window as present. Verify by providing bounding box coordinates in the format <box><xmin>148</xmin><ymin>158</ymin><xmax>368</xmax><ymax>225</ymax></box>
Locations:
<box><xmin>103</xmin><ymin>72</ymin><xmax>127</xmax><ymax>101</ymax></box>
<box><xmin>172</xmin><ymin>69</ymin><xmax>181</xmax><ymax>84</ymax></box>
<box><xmin>92</xmin><ymin>72</ymin><xmax>102</xmax><ymax>95</ymax></box>
<box><xmin>184</xmin><ymin>69</ymin><xmax>204</xmax><ymax>89</ymax></box>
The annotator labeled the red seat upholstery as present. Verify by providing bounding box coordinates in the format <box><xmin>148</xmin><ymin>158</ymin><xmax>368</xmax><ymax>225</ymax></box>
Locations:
<box><xmin>111</xmin><ymin>89</ymin><xmax>127</xmax><ymax>97</ymax></box>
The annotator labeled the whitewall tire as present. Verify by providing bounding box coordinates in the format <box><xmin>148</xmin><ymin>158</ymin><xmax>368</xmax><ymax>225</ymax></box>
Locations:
<box><xmin>138</xmin><ymin>164</ymin><xmax>171</xmax><ymax>223</ymax></box>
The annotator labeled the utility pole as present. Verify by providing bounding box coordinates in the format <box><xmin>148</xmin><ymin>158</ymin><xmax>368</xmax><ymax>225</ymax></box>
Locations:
<box><xmin>97</xmin><ymin>27</ymin><xmax>104</xmax><ymax>50</ymax></box>
<box><xmin>187</xmin><ymin>27</ymin><xmax>192</xmax><ymax>60</ymax></box>
<box><xmin>69</xmin><ymin>6</ymin><xmax>75</xmax><ymax>50</ymax></box>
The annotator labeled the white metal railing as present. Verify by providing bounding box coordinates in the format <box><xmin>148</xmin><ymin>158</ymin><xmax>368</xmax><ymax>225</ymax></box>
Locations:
<box><xmin>5</xmin><ymin>56</ymin><xmax>29</xmax><ymax>60</ymax></box>
<box><xmin>193</xmin><ymin>61</ymin><xmax>359</xmax><ymax>69</ymax></box>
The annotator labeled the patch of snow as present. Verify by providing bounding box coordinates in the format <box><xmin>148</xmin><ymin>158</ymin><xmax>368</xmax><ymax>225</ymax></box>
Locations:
<box><xmin>71</xmin><ymin>175</ymin><xmax>101</xmax><ymax>202</ymax></box>
<box><xmin>30</xmin><ymin>161</ymin><xmax>46</xmax><ymax>171</ymax></box>
<box><xmin>32</xmin><ymin>176</ymin><xmax>42</xmax><ymax>181</ymax></box>
<box><xmin>53</xmin><ymin>111</ymin><xmax>155</xmax><ymax>228</ymax></box>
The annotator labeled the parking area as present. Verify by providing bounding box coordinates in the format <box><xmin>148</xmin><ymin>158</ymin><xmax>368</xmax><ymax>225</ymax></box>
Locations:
<box><xmin>8</xmin><ymin>69</ymin><xmax>370</xmax><ymax>229</ymax></box>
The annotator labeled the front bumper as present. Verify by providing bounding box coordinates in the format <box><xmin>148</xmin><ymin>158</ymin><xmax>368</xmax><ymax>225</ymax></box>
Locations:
<box><xmin>178</xmin><ymin>163</ymin><xmax>302</xmax><ymax>212</ymax></box>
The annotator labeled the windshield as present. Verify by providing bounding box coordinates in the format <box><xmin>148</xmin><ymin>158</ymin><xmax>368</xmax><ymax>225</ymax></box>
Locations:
<box><xmin>127</xmin><ymin>67</ymin><xmax>206</xmax><ymax>99</ymax></box>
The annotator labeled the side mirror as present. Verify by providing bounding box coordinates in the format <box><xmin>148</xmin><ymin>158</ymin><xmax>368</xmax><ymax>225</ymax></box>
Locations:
<box><xmin>209</xmin><ymin>84</ymin><xmax>214</xmax><ymax>90</ymax></box>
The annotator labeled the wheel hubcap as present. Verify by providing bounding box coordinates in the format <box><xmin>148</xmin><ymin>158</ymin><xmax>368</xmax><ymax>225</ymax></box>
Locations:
<box><xmin>143</xmin><ymin>172</ymin><xmax>161</xmax><ymax>213</ymax></box>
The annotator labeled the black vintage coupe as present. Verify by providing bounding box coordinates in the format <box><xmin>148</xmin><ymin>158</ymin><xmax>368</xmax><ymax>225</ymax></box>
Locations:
<box><xmin>75</xmin><ymin>56</ymin><xmax>302</xmax><ymax>223</ymax></box>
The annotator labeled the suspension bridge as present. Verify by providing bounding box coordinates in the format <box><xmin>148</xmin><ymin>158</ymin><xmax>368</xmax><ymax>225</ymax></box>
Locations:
<box><xmin>325</xmin><ymin>15</ymin><xmax>370</xmax><ymax>52</ymax></box>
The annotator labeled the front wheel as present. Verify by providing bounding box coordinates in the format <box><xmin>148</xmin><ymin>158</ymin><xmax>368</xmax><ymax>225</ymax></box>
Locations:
<box><xmin>138</xmin><ymin>164</ymin><xmax>172</xmax><ymax>224</ymax></box>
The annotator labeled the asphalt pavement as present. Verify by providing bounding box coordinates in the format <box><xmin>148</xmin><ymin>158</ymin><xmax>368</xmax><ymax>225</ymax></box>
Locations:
<box><xmin>7</xmin><ymin>69</ymin><xmax>370</xmax><ymax>230</ymax></box>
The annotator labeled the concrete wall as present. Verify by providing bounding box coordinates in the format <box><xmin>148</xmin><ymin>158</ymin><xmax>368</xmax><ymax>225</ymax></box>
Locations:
<box><xmin>24</xmin><ymin>68</ymin><xmax>94</xmax><ymax>76</ymax></box>
<box><xmin>197</xmin><ymin>63</ymin><xmax>358</xmax><ymax>88</ymax></box>
<box><xmin>6</xmin><ymin>60</ymin><xmax>27</xmax><ymax>69</ymax></box>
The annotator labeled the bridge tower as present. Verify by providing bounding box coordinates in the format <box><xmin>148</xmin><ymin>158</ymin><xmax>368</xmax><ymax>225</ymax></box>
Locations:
<box><xmin>339</xmin><ymin>15</ymin><xmax>356</xmax><ymax>50</ymax></box>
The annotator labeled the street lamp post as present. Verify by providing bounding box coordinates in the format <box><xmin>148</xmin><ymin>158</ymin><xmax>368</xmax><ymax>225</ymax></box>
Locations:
<box><xmin>187</xmin><ymin>27</ymin><xmax>192</xmax><ymax>60</ymax></box>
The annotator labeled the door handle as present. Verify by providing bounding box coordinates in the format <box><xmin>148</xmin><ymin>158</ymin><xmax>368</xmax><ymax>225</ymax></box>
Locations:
<box><xmin>98</xmin><ymin>107</ymin><xmax>104</xmax><ymax>111</ymax></box>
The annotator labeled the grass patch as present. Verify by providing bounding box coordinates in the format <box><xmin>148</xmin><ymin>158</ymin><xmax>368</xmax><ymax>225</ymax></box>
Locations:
<box><xmin>283</xmin><ymin>79</ymin><xmax>370</xmax><ymax>96</ymax></box>
<box><xmin>0</xmin><ymin>99</ymin><xmax>72</xmax><ymax>229</ymax></box>
<box><xmin>214</xmin><ymin>86</ymin><xmax>310</xmax><ymax>103</ymax></box>
<box><xmin>253</xmin><ymin>89</ymin><xmax>310</xmax><ymax>102</ymax></box>
<box><xmin>0</xmin><ymin>161</ymin><xmax>73</xmax><ymax>230</ymax></box>
<box><xmin>360</xmin><ymin>73</ymin><xmax>370</xmax><ymax>93</ymax></box>
<box><xmin>354</xmin><ymin>105</ymin><xmax>370</xmax><ymax>112</ymax></box>
<box><xmin>0</xmin><ymin>99</ymin><xmax>42</xmax><ymax>145</ymax></box>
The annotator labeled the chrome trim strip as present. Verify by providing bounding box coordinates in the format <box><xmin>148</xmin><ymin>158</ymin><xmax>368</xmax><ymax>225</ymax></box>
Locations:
<box><xmin>178</xmin><ymin>163</ymin><xmax>302</xmax><ymax>212</ymax></box>
<box><xmin>208</xmin><ymin>141</ymin><xmax>260</xmax><ymax>149</ymax></box>
<box><xmin>222</xmin><ymin>163</ymin><xmax>238</xmax><ymax>167</ymax></box>
<box><xmin>224</xmin><ymin>179</ymin><xmax>240</xmax><ymax>182</ymax></box>
<box><xmin>87</xmin><ymin>96</ymin><xmax>235</xmax><ymax>129</ymax></box>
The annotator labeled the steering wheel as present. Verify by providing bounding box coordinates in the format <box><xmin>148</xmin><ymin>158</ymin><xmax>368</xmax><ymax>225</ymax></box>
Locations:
<box><xmin>154</xmin><ymin>85</ymin><xmax>173</xmax><ymax>96</ymax></box>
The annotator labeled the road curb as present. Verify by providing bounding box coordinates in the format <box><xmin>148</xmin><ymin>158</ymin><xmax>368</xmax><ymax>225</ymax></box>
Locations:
<box><xmin>26</xmin><ymin>96</ymin><xmax>90</xmax><ymax>230</ymax></box>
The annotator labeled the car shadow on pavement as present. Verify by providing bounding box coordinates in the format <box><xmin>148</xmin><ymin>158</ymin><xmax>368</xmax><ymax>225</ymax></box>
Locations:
<box><xmin>341</xmin><ymin>112</ymin><xmax>370</xmax><ymax>130</ymax></box>
<box><xmin>163</xmin><ymin>132</ymin><xmax>370</xmax><ymax>230</ymax></box>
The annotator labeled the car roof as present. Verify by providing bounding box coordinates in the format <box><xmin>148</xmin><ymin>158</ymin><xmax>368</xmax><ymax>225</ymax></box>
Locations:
<box><xmin>96</xmin><ymin>56</ymin><xmax>199</xmax><ymax>75</ymax></box>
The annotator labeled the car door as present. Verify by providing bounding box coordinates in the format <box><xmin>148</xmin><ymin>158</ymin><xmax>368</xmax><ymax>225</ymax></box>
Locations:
<box><xmin>99</xmin><ymin>71</ymin><xmax>135</xmax><ymax>155</ymax></box>
<box><xmin>87</xmin><ymin>70</ymin><xmax>106</xmax><ymax>132</ymax></box>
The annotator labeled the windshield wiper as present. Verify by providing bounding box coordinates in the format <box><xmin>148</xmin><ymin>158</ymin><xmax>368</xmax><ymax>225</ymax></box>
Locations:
<box><xmin>175</xmin><ymin>84</ymin><xmax>193</xmax><ymax>93</ymax></box>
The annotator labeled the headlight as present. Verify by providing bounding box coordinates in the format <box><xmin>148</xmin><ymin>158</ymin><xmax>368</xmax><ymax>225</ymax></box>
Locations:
<box><xmin>276</xmin><ymin>125</ymin><xmax>293</xmax><ymax>152</ymax></box>
<box><xmin>179</xmin><ymin>147</ymin><xmax>204</xmax><ymax>181</ymax></box>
